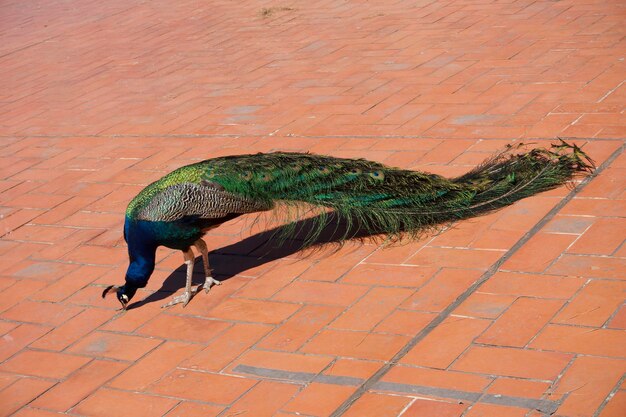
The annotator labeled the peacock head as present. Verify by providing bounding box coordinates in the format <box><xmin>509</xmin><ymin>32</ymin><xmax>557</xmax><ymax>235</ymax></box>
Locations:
<box><xmin>102</xmin><ymin>217</ymin><xmax>157</xmax><ymax>309</ymax></box>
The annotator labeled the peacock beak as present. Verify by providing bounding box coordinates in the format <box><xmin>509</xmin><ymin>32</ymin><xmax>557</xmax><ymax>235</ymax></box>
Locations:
<box><xmin>101</xmin><ymin>285</ymin><xmax>130</xmax><ymax>310</ymax></box>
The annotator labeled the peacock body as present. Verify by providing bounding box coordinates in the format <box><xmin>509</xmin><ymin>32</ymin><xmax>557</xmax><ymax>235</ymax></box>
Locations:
<box><xmin>104</xmin><ymin>141</ymin><xmax>593</xmax><ymax>309</ymax></box>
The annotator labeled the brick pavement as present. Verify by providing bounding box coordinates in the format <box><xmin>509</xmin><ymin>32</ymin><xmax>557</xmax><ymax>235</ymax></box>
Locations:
<box><xmin>1</xmin><ymin>1</ymin><xmax>625</xmax><ymax>416</ymax></box>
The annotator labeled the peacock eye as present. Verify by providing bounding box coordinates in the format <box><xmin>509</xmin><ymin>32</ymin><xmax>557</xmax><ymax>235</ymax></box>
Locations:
<box><xmin>369</xmin><ymin>170</ymin><xmax>385</xmax><ymax>180</ymax></box>
<box><xmin>260</xmin><ymin>173</ymin><xmax>273</xmax><ymax>182</ymax></box>
<box><xmin>318</xmin><ymin>167</ymin><xmax>331</xmax><ymax>174</ymax></box>
<box><xmin>349</xmin><ymin>168</ymin><xmax>362</xmax><ymax>175</ymax></box>
<box><xmin>205</xmin><ymin>172</ymin><xmax>216</xmax><ymax>179</ymax></box>
<box><xmin>242</xmin><ymin>171</ymin><xmax>253</xmax><ymax>180</ymax></box>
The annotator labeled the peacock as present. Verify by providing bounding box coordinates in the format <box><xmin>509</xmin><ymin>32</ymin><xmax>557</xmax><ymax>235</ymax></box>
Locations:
<box><xmin>102</xmin><ymin>140</ymin><xmax>593</xmax><ymax>309</ymax></box>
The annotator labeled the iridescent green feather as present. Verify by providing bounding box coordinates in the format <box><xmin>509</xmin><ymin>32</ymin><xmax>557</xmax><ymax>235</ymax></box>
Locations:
<box><xmin>127</xmin><ymin>140</ymin><xmax>594</xmax><ymax>246</ymax></box>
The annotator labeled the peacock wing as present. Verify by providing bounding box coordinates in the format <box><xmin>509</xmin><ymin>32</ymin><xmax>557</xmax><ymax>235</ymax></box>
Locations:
<box><xmin>135</xmin><ymin>180</ymin><xmax>273</xmax><ymax>222</ymax></box>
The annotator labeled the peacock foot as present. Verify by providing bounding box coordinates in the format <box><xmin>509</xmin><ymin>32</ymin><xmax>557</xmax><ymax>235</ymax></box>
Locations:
<box><xmin>202</xmin><ymin>276</ymin><xmax>221</xmax><ymax>293</ymax></box>
<box><xmin>161</xmin><ymin>289</ymin><xmax>197</xmax><ymax>308</ymax></box>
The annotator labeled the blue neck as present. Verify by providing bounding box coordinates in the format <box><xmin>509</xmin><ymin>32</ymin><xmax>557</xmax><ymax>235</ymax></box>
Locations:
<box><xmin>124</xmin><ymin>217</ymin><xmax>157</xmax><ymax>288</ymax></box>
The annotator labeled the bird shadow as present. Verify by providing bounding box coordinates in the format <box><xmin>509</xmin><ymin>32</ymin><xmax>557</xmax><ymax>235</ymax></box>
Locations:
<box><xmin>127</xmin><ymin>213</ymin><xmax>389</xmax><ymax>309</ymax></box>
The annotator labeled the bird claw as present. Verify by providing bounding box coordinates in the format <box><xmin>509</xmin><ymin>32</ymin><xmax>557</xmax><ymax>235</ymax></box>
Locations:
<box><xmin>202</xmin><ymin>276</ymin><xmax>221</xmax><ymax>293</ymax></box>
<box><xmin>161</xmin><ymin>289</ymin><xmax>196</xmax><ymax>308</ymax></box>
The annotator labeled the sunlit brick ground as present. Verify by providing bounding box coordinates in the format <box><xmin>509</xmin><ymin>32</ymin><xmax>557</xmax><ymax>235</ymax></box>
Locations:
<box><xmin>1</xmin><ymin>1</ymin><xmax>624</xmax><ymax>417</ymax></box>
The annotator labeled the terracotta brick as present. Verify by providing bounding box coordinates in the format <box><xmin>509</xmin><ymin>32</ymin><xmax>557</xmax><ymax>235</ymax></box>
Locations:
<box><xmin>480</xmin><ymin>271</ymin><xmax>585</xmax><ymax>299</ymax></box>
<box><xmin>30</xmin><ymin>264</ymin><xmax>110</xmax><ymax>302</ymax></box>
<box><xmin>273</xmin><ymin>280</ymin><xmax>369</xmax><ymax>306</ymax></box>
<box><xmin>11</xmin><ymin>408</ymin><xmax>69</xmax><ymax>417</ymax></box>
<box><xmin>486</xmin><ymin>378</ymin><xmax>550</xmax><ymax>399</ymax></box>
<box><xmin>552</xmin><ymin>356</ymin><xmax>626</xmax><ymax>417</ymax></box>
<box><xmin>553</xmin><ymin>280</ymin><xmax>626</xmax><ymax>326</ymax></box>
<box><xmin>0</xmin><ymin>323</ymin><xmax>50</xmax><ymax>362</ymax></box>
<box><xmin>137</xmin><ymin>313</ymin><xmax>230</xmax><ymax>343</ymax></box>
<box><xmin>228</xmin><ymin>380</ymin><xmax>300</xmax><ymax>417</ymax></box>
<box><xmin>31</xmin><ymin>359</ymin><xmax>128</xmax><ymax>411</ymax></box>
<box><xmin>109</xmin><ymin>340</ymin><xmax>201</xmax><ymax>390</ymax></box>
<box><xmin>0</xmin><ymin>350</ymin><xmax>91</xmax><ymax>379</ymax></box>
<box><xmin>231</xmin><ymin>350</ymin><xmax>333</xmax><ymax>375</ymax></box>
<box><xmin>341</xmin><ymin>263</ymin><xmax>436</xmax><ymax>287</ymax></box>
<box><xmin>68</xmin><ymin>331</ymin><xmax>160</xmax><ymax>361</ymax></box>
<box><xmin>548</xmin><ymin>254</ymin><xmax>625</xmax><ymax>279</ymax></box>
<box><xmin>180</xmin><ymin>323</ymin><xmax>271</xmax><ymax>372</ymax></box>
<box><xmin>402</xmin><ymin>316</ymin><xmax>491</xmax><ymax>368</ymax></box>
<box><xmin>502</xmin><ymin>232</ymin><xmax>577</xmax><ymax>273</ymax></box>
<box><xmin>401</xmin><ymin>268</ymin><xmax>483</xmax><ymax>312</ymax></box>
<box><xmin>382</xmin><ymin>365</ymin><xmax>491</xmax><ymax>393</ymax></box>
<box><xmin>402</xmin><ymin>399</ymin><xmax>467</xmax><ymax>417</ymax></box>
<box><xmin>302</xmin><ymin>329</ymin><xmax>410</xmax><ymax>361</ymax></box>
<box><xmin>329</xmin><ymin>287</ymin><xmax>414</xmax><ymax>331</ymax></box>
<box><xmin>599</xmin><ymin>391</ymin><xmax>626</xmax><ymax>417</ymax></box>
<box><xmin>206</xmin><ymin>297</ymin><xmax>299</xmax><ymax>324</ymax></box>
<box><xmin>0</xmin><ymin>378</ymin><xmax>55</xmax><ymax>417</ymax></box>
<box><xmin>608</xmin><ymin>305</ymin><xmax>626</xmax><ymax>329</ymax></box>
<box><xmin>323</xmin><ymin>358</ymin><xmax>382</xmax><ymax>380</ymax></box>
<box><xmin>72</xmin><ymin>388</ymin><xmax>178</xmax><ymax>417</ymax></box>
<box><xmin>476</xmin><ymin>298</ymin><xmax>563</xmax><ymax>347</ymax></box>
<box><xmin>343</xmin><ymin>392</ymin><xmax>413</xmax><ymax>417</ymax></box>
<box><xmin>531</xmin><ymin>325</ymin><xmax>626</xmax><ymax>357</ymax></box>
<box><xmin>0</xmin><ymin>279</ymin><xmax>49</xmax><ymax>313</ymax></box>
<box><xmin>406</xmin><ymin>247</ymin><xmax>503</xmax><ymax>270</ymax></box>
<box><xmin>454</xmin><ymin>292</ymin><xmax>516</xmax><ymax>319</ymax></box>
<box><xmin>452</xmin><ymin>346</ymin><xmax>572</xmax><ymax>379</ymax></box>
<box><xmin>30</xmin><ymin>308</ymin><xmax>115</xmax><ymax>351</ymax></box>
<box><xmin>374</xmin><ymin>309</ymin><xmax>437</xmax><ymax>335</ymax></box>
<box><xmin>165</xmin><ymin>402</ymin><xmax>223</xmax><ymax>417</ymax></box>
<box><xmin>149</xmin><ymin>369</ymin><xmax>255</xmax><ymax>403</ymax></box>
<box><xmin>259</xmin><ymin>305</ymin><xmax>342</xmax><ymax>351</ymax></box>
<box><xmin>283</xmin><ymin>383</ymin><xmax>355</xmax><ymax>417</ymax></box>
<box><xmin>235</xmin><ymin>260</ymin><xmax>311</xmax><ymax>299</ymax></box>
<box><xmin>463</xmin><ymin>403</ymin><xmax>527</xmax><ymax>417</ymax></box>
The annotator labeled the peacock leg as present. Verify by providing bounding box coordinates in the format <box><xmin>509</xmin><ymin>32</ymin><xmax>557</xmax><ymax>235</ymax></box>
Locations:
<box><xmin>193</xmin><ymin>238</ymin><xmax>221</xmax><ymax>293</ymax></box>
<box><xmin>162</xmin><ymin>247</ymin><xmax>197</xmax><ymax>308</ymax></box>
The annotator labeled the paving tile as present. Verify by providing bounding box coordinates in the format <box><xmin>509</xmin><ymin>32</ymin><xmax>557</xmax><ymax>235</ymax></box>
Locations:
<box><xmin>0</xmin><ymin>323</ymin><xmax>50</xmax><ymax>362</ymax></box>
<box><xmin>374</xmin><ymin>309</ymin><xmax>437</xmax><ymax>335</ymax></box>
<box><xmin>402</xmin><ymin>399</ymin><xmax>467</xmax><ymax>417</ymax></box>
<box><xmin>486</xmin><ymin>378</ymin><xmax>550</xmax><ymax>400</ymax></box>
<box><xmin>548</xmin><ymin>254</ymin><xmax>625</xmax><ymax>279</ymax></box>
<box><xmin>476</xmin><ymin>297</ymin><xmax>563</xmax><ymax>347</ymax></box>
<box><xmin>502</xmin><ymin>232</ymin><xmax>577</xmax><ymax>273</ymax></box>
<box><xmin>463</xmin><ymin>403</ymin><xmax>527</xmax><ymax>417</ymax></box>
<box><xmin>479</xmin><ymin>271</ymin><xmax>585</xmax><ymax>299</ymax></box>
<box><xmin>323</xmin><ymin>358</ymin><xmax>382</xmax><ymax>380</ymax></box>
<box><xmin>230</xmin><ymin>350</ymin><xmax>333</xmax><ymax>376</ymax></box>
<box><xmin>67</xmin><ymin>331</ymin><xmax>161</xmax><ymax>361</ymax></box>
<box><xmin>343</xmin><ymin>392</ymin><xmax>413</xmax><ymax>417</ymax></box>
<box><xmin>553</xmin><ymin>280</ymin><xmax>626</xmax><ymax>326</ymax></box>
<box><xmin>551</xmin><ymin>356</ymin><xmax>626</xmax><ymax>417</ymax></box>
<box><xmin>453</xmin><ymin>292</ymin><xmax>516</xmax><ymax>319</ymax></box>
<box><xmin>72</xmin><ymin>388</ymin><xmax>178</xmax><ymax>417</ymax></box>
<box><xmin>451</xmin><ymin>346</ymin><xmax>572</xmax><ymax>380</ymax></box>
<box><xmin>31</xmin><ymin>359</ymin><xmax>128</xmax><ymax>411</ymax></box>
<box><xmin>227</xmin><ymin>380</ymin><xmax>300</xmax><ymax>417</ymax></box>
<box><xmin>109</xmin><ymin>341</ymin><xmax>200</xmax><ymax>390</ymax></box>
<box><xmin>530</xmin><ymin>324</ymin><xmax>626</xmax><ymax>357</ymax></box>
<box><xmin>0</xmin><ymin>350</ymin><xmax>91</xmax><ymax>379</ymax></box>
<box><xmin>206</xmin><ymin>297</ymin><xmax>300</xmax><ymax>324</ymax></box>
<box><xmin>283</xmin><ymin>383</ymin><xmax>356</xmax><ymax>417</ymax></box>
<box><xmin>149</xmin><ymin>368</ymin><xmax>255</xmax><ymax>403</ymax></box>
<box><xmin>401</xmin><ymin>268</ymin><xmax>484</xmax><ymax>312</ymax></box>
<box><xmin>273</xmin><ymin>280</ymin><xmax>369</xmax><ymax>306</ymax></box>
<box><xmin>30</xmin><ymin>308</ymin><xmax>115</xmax><ymax>351</ymax></box>
<box><xmin>180</xmin><ymin>323</ymin><xmax>271</xmax><ymax>372</ymax></box>
<box><xmin>401</xmin><ymin>316</ymin><xmax>490</xmax><ymax>368</ymax></box>
<box><xmin>382</xmin><ymin>365</ymin><xmax>491</xmax><ymax>393</ymax></box>
<box><xmin>258</xmin><ymin>305</ymin><xmax>342</xmax><ymax>351</ymax></box>
<box><xmin>301</xmin><ymin>329</ymin><xmax>410</xmax><ymax>361</ymax></box>
<box><xmin>599</xmin><ymin>391</ymin><xmax>626</xmax><ymax>417</ymax></box>
<box><xmin>341</xmin><ymin>263</ymin><xmax>437</xmax><ymax>288</ymax></box>
<box><xmin>165</xmin><ymin>402</ymin><xmax>224</xmax><ymax>417</ymax></box>
<box><xmin>329</xmin><ymin>287</ymin><xmax>414</xmax><ymax>331</ymax></box>
<box><xmin>137</xmin><ymin>313</ymin><xmax>230</xmax><ymax>343</ymax></box>
<box><xmin>0</xmin><ymin>377</ymin><xmax>56</xmax><ymax>417</ymax></box>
